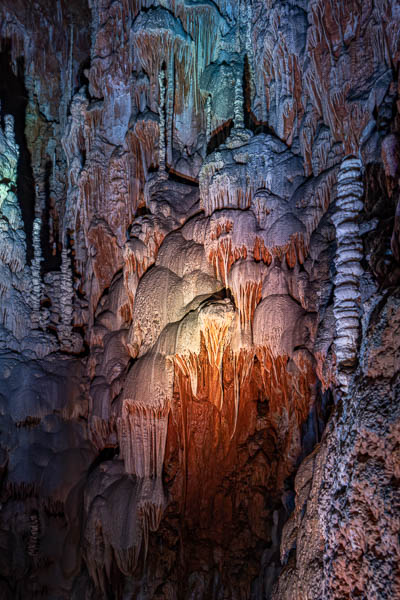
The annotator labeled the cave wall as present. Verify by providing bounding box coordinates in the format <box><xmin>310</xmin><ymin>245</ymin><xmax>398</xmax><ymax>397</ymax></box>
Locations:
<box><xmin>0</xmin><ymin>1</ymin><xmax>399</xmax><ymax>598</ymax></box>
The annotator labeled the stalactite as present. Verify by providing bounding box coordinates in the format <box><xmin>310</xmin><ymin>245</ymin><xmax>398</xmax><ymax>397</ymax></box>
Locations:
<box><xmin>118</xmin><ymin>352</ymin><xmax>173</xmax><ymax>477</ymax></box>
<box><xmin>198</xmin><ymin>299</ymin><xmax>235</xmax><ymax>411</ymax></box>
<box><xmin>206</xmin><ymin>94</ymin><xmax>212</xmax><ymax>143</ymax></box>
<box><xmin>235</xmin><ymin>1</ymin><xmax>242</xmax><ymax>53</ymax></box>
<box><xmin>120</xmin><ymin>403</ymin><xmax>170</xmax><ymax>479</ymax></box>
<box><xmin>68</xmin><ymin>24</ymin><xmax>74</xmax><ymax>100</ymax></box>
<box><xmin>231</xmin><ymin>348</ymin><xmax>253</xmax><ymax>439</ymax></box>
<box><xmin>59</xmin><ymin>23</ymin><xmax>75</xmax><ymax>132</ymax></box>
<box><xmin>166</xmin><ymin>51</ymin><xmax>175</xmax><ymax>165</ymax></box>
<box><xmin>61</xmin><ymin>89</ymin><xmax>88</xmax><ymax>234</ymax></box>
<box><xmin>228</xmin><ymin>259</ymin><xmax>264</xmax><ymax>331</ymax></box>
<box><xmin>209</xmin><ymin>238</ymin><xmax>235</xmax><ymax>287</ymax></box>
<box><xmin>174</xmin><ymin>352</ymin><xmax>199</xmax><ymax>398</ymax></box>
<box><xmin>245</xmin><ymin>3</ymin><xmax>255</xmax><ymax>102</ymax></box>
<box><xmin>158</xmin><ymin>69</ymin><xmax>167</xmax><ymax>177</ymax></box>
<box><xmin>332</xmin><ymin>156</ymin><xmax>364</xmax><ymax>392</ymax></box>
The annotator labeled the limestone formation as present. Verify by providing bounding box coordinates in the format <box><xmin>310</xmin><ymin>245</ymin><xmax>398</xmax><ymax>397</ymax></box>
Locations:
<box><xmin>30</xmin><ymin>217</ymin><xmax>44</xmax><ymax>328</ymax></box>
<box><xmin>206</xmin><ymin>93</ymin><xmax>212</xmax><ymax>142</ymax></box>
<box><xmin>0</xmin><ymin>113</ymin><xmax>30</xmax><ymax>342</ymax></box>
<box><xmin>58</xmin><ymin>246</ymin><xmax>74</xmax><ymax>344</ymax></box>
<box><xmin>234</xmin><ymin>74</ymin><xmax>245</xmax><ymax>131</ymax></box>
<box><xmin>333</xmin><ymin>157</ymin><xmax>364</xmax><ymax>392</ymax></box>
<box><xmin>158</xmin><ymin>69</ymin><xmax>167</xmax><ymax>176</ymax></box>
<box><xmin>0</xmin><ymin>1</ymin><xmax>399</xmax><ymax>599</ymax></box>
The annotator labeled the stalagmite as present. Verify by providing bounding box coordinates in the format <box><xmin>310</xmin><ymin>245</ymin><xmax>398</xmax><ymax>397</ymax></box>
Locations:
<box><xmin>0</xmin><ymin>114</ymin><xmax>18</xmax><ymax>209</ymax></box>
<box><xmin>0</xmin><ymin>115</ymin><xmax>25</xmax><ymax>260</ymax></box>
<box><xmin>27</xmin><ymin>513</ymin><xmax>40</xmax><ymax>557</ymax></box>
<box><xmin>0</xmin><ymin>112</ymin><xmax>30</xmax><ymax>340</ymax></box>
<box><xmin>58</xmin><ymin>246</ymin><xmax>74</xmax><ymax>344</ymax></box>
<box><xmin>332</xmin><ymin>156</ymin><xmax>364</xmax><ymax>392</ymax></box>
<box><xmin>3</xmin><ymin>114</ymin><xmax>15</xmax><ymax>145</ymax></box>
<box><xmin>30</xmin><ymin>217</ymin><xmax>44</xmax><ymax>328</ymax></box>
<box><xmin>234</xmin><ymin>75</ymin><xmax>245</xmax><ymax>131</ymax></box>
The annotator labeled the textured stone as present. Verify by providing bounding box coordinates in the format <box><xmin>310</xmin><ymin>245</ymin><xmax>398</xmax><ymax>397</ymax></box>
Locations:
<box><xmin>0</xmin><ymin>1</ymin><xmax>399</xmax><ymax>598</ymax></box>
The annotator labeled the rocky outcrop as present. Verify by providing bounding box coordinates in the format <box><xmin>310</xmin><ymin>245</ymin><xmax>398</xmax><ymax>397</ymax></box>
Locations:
<box><xmin>274</xmin><ymin>291</ymin><xmax>400</xmax><ymax>600</ymax></box>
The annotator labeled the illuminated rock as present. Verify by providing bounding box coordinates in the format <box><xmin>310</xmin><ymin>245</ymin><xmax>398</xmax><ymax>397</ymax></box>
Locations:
<box><xmin>332</xmin><ymin>156</ymin><xmax>364</xmax><ymax>391</ymax></box>
<box><xmin>0</xmin><ymin>0</ymin><xmax>398</xmax><ymax>598</ymax></box>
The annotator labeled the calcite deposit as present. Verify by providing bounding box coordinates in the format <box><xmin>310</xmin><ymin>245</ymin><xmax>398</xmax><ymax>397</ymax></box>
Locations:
<box><xmin>0</xmin><ymin>1</ymin><xmax>399</xmax><ymax>599</ymax></box>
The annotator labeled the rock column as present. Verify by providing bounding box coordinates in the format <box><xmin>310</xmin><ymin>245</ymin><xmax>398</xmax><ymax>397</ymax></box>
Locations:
<box><xmin>332</xmin><ymin>156</ymin><xmax>364</xmax><ymax>392</ymax></box>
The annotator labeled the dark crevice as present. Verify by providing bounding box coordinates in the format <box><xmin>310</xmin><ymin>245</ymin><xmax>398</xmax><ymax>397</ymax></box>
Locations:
<box><xmin>300</xmin><ymin>383</ymin><xmax>333</xmax><ymax>461</ymax></box>
<box><xmin>42</xmin><ymin>160</ymin><xmax>62</xmax><ymax>273</ymax></box>
<box><xmin>76</xmin><ymin>56</ymin><xmax>91</xmax><ymax>94</ymax></box>
<box><xmin>71</xmin><ymin>326</ymin><xmax>90</xmax><ymax>357</ymax></box>
<box><xmin>134</xmin><ymin>204</ymin><xmax>151</xmax><ymax>218</ymax></box>
<box><xmin>207</xmin><ymin>118</ymin><xmax>233</xmax><ymax>154</ymax></box>
<box><xmin>0</xmin><ymin>46</ymin><xmax>35</xmax><ymax>260</ymax></box>
<box><xmin>282</xmin><ymin>383</ymin><xmax>334</xmax><ymax>524</ymax></box>
<box><xmin>243</xmin><ymin>54</ymin><xmax>282</xmax><ymax>140</ymax></box>
<box><xmin>244</xmin><ymin>54</ymin><xmax>253</xmax><ymax>131</ymax></box>
<box><xmin>88</xmin><ymin>446</ymin><xmax>120</xmax><ymax>476</ymax></box>
<box><xmin>282</xmin><ymin>472</ymin><xmax>296</xmax><ymax>516</ymax></box>
<box><xmin>252</xmin><ymin>120</ymin><xmax>280</xmax><ymax>138</ymax></box>
<box><xmin>66</xmin><ymin>228</ymin><xmax>81</xmax><ymax>283</ymax></box>
<box><xmin>166</xmin><ymin>167</ymin><xmax>199</xmax><ymax>187</ymax></box>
